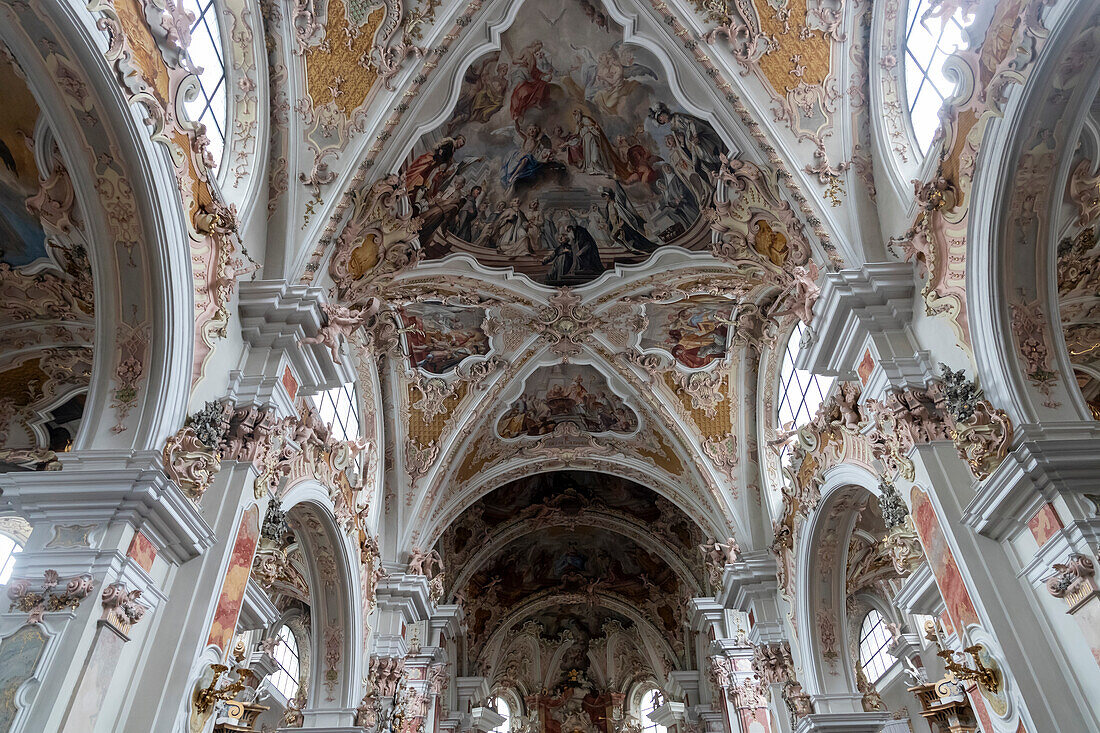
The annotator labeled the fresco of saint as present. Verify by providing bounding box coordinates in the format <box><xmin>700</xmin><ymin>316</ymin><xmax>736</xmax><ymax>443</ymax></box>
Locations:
<box><xmin>399</xmin><ymin>0</ymin><xmax>728</xmax><ymax>285</ymax></box>
<box><xmin>641</xmin><ymin>296</ymin><xmax>733</xmax><ymax>369</ymax></box>
<box><xmin>399</xmin><ymin>302</ymin><xmax>490</xmax><ymax>374</ymax></box>
<box><xmin>497</xmin><ymin>367</ymin><xmax>638</xmax><ymax>438</ymax></box>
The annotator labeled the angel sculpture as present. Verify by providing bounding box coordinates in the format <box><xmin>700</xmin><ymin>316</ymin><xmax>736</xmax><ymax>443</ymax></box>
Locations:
<box><xmin>407</xmin><ymin>546</ymin><xmax>444</xmax><ymax>579</ymax></box>
<box><xmin>300</xmin><ymin>299</ymin><xmax>380</xmax><ymax>365</ymax></box>
<box><xmin>699</xmin><ymin>538</ymin><xmax>726</xmax><ymax>570</ymax></box>
<box><xmin>718</xmin><ymin>536</ymin><xmax>741</xmax><ymax>564</ymax></box>
<box><xmin>771</xmin><ymin>262</ymin><xmax>821</xmax><ymax>326</ymax></box>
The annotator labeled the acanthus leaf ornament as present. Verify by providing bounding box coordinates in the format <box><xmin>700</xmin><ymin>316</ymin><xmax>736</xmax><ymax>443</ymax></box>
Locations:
<box><xmin>7</xmin><ymin>570</ymin><xmax>95</xmax><ymax>624</ymax></box>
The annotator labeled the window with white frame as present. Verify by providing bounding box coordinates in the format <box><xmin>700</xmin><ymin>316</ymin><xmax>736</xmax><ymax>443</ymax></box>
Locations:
<box><xmin>491</xmin><ymin>695</ymin><xmax>512</xmax><ymax>733</ymax></box>
<box><xmin>640</xmin><ymin>688</ymin><xmax>666</xmax><ymax>733</ymax></box>
<box><xmin>310</xmin><ymin>382</ymin><xmax>363</xmax><ymax>476</ymax></box>
<box><xmin>182</xmin><ymin>0</ymin><xmax>228</xmax><ymax>166</ymax></box>
<box><xmin>310</xmin><ymin>383</ymin><xmax>361</xmax><ymax>444</ymax></box>
<box><xmin>0</xmin><ymin>533</ymin><xmax>22</xmax><ymax>584</ymax></box>
<box><xmin>858</xmin><ymin>609</ymin><xmax>896</xmax><ymax>683</ymax></box>
<box><xmin>269</xmin><ymin>624</ymin><xmax>302</xmax><ymax>700</ymax></box>
<box><xmin>903</xmin><ymin>0</ymin><xmax>973</xmax><ymax>153</ymax></box>
<box><xmin>776</xmin><ymin>322</ymin><xmax>835</xmax><ymax>470</ymax></box>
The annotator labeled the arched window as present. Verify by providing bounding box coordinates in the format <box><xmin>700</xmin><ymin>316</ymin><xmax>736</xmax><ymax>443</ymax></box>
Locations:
<box><xmin>776</xmin><ymin>322</ymin><xmax>835</xmax><ymax>468</ymax></box>
<box><xmin>491</xmin><ymin>695</ymin><xmax>512</xmax><ymax>733</ymax></box>
<box><xmin>0</xmin><ymin>533</ymin><xmax>23</xmax><ymax>584</ymax></box>
<box><xmin>269</xmin><ymin>624</ymin><xmax>301</xmax><ymax>700</ymax></box>
<box><xmin>903</xmin><ymin>1</ymin><xmax>973</xmax><ymax>152</ymax></box>
<box><xmin>182</xmin><ymin>0</ymin><xmax>228</xmax><ymax>166</ymax></box>
<box><xmin>640</xmin><ymin>688</ymin><xmax>666</xmax><ymax>733</ymax></box>
<box><xmin>858</xmin><ymin>609</ymin><xmax>896</xmax><ymax>683</ymax></box>
<box><xmin>311</xmin><ymin>382</ymin><xmax>361</xmax><ymax>444</ymax></box>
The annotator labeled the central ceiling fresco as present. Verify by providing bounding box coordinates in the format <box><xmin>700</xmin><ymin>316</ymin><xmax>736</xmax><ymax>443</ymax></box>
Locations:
<box><xmin>401</xmin><ymin>0</ymin><xmax>730</xmax><ymax>285</ymax></box>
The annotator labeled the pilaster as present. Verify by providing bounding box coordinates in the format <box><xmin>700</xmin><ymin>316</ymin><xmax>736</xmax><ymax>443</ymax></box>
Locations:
<box><xmin>0</xmin><ymin>450</ymin><xmax>206</xmax><ymax>733</ymax></box>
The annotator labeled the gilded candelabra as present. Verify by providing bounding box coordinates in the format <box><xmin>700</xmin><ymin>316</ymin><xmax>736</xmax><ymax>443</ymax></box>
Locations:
<box><xmin>923</xmin><ymin>620</ymin><xmax>1000</xmax><ymax>695</ymax></box>
<box><xmin>193</xmin><ymin>664</ymin><xmax>255</xmax><ymax>715</ymax></box>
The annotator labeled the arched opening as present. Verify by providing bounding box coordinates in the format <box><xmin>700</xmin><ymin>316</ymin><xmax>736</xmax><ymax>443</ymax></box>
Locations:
<box><xmin>857</xmin><ymin>609</ymin><xmax>895</xmax><ymax>684</ymax></box>
<box><xmin>639</xmin><ymin>687</ymin><xmax>666</xmax><ymax>733</ymax></box>
<box><xmin>491</xmin><ymin>694</ymin><xmax>513</xmax><ymax>733</ymax></box>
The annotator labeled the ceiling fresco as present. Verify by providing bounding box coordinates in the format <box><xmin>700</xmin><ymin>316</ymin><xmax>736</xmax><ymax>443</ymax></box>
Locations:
<box><xmin>496</xmin><ymin>365</ymin><xmax>639</xmax><ymax>439</ymax></box>
<box><xmin>437</xmin><ymin>471</ymin><xmax>705</xmax><ymax>661</ymax></box>
<box><xmin>439</xmin><ymin>471</ymin><xmax>704</xmax><ymax>559</ymax></box>
<box><xmin>640</xmin><ymin>295</ymin><xmax>735</xmax><ymax>369</ymax></box>
<box><xmin>398</xmin><ymin>301</ymin><xmax>491</xmax><ymax>374</ymax></box>
<box><xmin>400</xmin><ymin>0</ymin><xmax>729</xmax><ymax>285</ymax></box>
<box><xmin>458</xmin><ymin>524</ymin><xmax>684</xmax><ymax>646</ymax></box>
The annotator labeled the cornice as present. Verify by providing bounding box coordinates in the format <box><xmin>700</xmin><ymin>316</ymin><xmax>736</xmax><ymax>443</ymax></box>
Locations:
<box><xmin>0</xmin><ymin>450</ymin><xmax>215</xmax><ymax>564</ymax></box>
<box><xmin>962</xmin><ymin>422</ymin><xmax>1100</xmax><ymax>541</ymax></box>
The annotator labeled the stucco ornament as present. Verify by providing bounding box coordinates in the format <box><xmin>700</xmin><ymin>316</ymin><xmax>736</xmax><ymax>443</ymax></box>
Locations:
<box><xmin>101</xmin><ymin>583</ymin><xmax>149</xmax><ymax>634</ymax></box>
<box><xmin>674</xmin><ymin>370</ymin><xmax>726</xmax><ymax>417</ymax></box>
<box><xmin>939</xmin><ymin>366</ymin><xmax>1013</xmax><ymax>480</ymax></box>
<box><xmin>880</xmin><ymin>517</ymin><xmax>925</xmax><ymax>577</ymax></box>
<box><xmin>864</xmin><ymin>385</ymin><xmax>948</xmax><ymax>481</ymax></box>
<box><xmin>7</xmin><ymin>570</ymin><xmax>95</xmax><ymax>624</ymax></box>
<box><xmin>856</xmin><ymin>664</ymin><xmax>886</xmax><ymax>712</ymax></box>
<box><xmin>330</xmin><ymin>174</ymin><xmax>422</xmax><ymax>301</ymax></box>
<box><xmin>1045</xmin><ymin>554</ymin><xmax>1096</xmax><ymax>599</ymax></box>
<box><xmin>703</xmin><ymin>433</ymin><xmax>739</xmax><ymax>480</ymax></box>
<box><xmin>282</xmin><ymin>688</ymin><xmax>307</xmax><ymax>727</ymax></box>
<box><xmin>194</xmin><ymin>198</ymin><xmax>245</xmax><ymax>340</ymax></box>
<box><xmin>369</xmin><ymin>655</ymin><xmax>407</xmax><ymax>697</ymax></box>
<box><xmin>367</xmin><ymin>0</ymin><xmax>429</xmax><ymax>90</ymax></box>
<box><xmin>407</xmin><ymin>546</ymin><xmax>444</xmax><ymax>579</ymax></box>
<box><xmin>162</xmin><ymin>401</ymin><xmax>233</xmax><ymax>499</ymax></box>
<box><xmin>709</xmin><ymin>155</ymin><xmax>812</xmax><ymax>272</ymax></box>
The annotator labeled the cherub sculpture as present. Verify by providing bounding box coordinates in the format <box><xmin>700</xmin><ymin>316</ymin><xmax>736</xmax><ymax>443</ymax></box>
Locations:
<box><xmin>300</xmin><ymin>299</ymin><xmax>381</xmax><ymax>364</ymax></box>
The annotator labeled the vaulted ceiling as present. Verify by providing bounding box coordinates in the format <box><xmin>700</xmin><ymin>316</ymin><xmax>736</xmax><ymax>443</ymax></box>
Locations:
<box><xmin>0</xmin><ymin>49</ymin><xmax>94</xmax><ymax>466</ymax></box>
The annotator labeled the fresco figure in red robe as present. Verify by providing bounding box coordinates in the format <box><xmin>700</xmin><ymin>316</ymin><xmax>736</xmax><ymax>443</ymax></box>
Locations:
<box><xmin>511</xmin><ymin>41</ymin><xmax>553</xmax><ymax>121</ymax></box>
